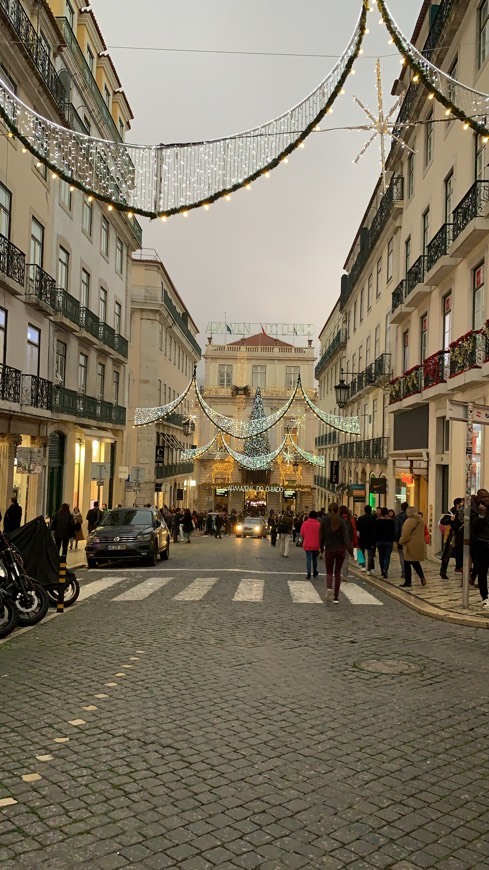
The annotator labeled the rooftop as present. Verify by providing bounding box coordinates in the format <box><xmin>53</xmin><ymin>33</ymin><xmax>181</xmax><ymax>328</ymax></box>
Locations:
<box><xmin>228</xmin><ymin>333</ymin><xmax>294</xmax><ymax>348</ymax></box>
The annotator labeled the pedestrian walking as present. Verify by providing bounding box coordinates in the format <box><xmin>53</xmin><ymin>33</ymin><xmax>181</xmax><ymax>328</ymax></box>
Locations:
<box><xmin>293</xmin><ymin>514</ymin><xmax>302</xmax><ymax>545</ymax></box>
<box><xmin>439</xmin><ymin>498</ymin><xmax>464</xmax><ymax>579</ymax></box>
<box><xmin>172</xmin><ymin>510</ymin><xmax>182</xmax><ymax>543</ymax></box>
<box><xmin>269</xmin><ymin>513</ymin><xmax>278</xmax><ymax>547</ymax></box>
<box><xmin>356</xmin><ymin>504</ymin><xmax>376</xmax><ymax>574</ymax></box>
<box><xmin>182</xmin><ymin>509</ymin><xmax>194</xmax><ymax>543</ymax></box>
<box><xmin>277</xmin><ymin>512</ymin><xmax>292</xmax><ymax>557</ymax></box>
<box><xmin>300</xmin><ymin>511</ymin><xmax>321</xmax><ymax>578</ymax></box>
<box><xmin>375</xmin><ymin>507</ymin><xmax>395</xmax><ymax>578</ymax></box>
<box><xmin>3</xmin><ymin>497</ymin><xmax>22</xmax><ymax>533</ymax></box>
<box><xmin>339</xmin><ymin>505</ymin><xmax>358</xmax><ymax>581</ymax></box>
<box><xmin>205</xmin><ymin>512</ymin><xmax>214</xmax><ymax>536</ymax></box>
<box><xmin>394</xmin><ymin>501</ymin><xmax>409</xmax><ymax>579</ymax></box>
<box><xmin>215</xmin><ymin>513</ymin><xmax>224</xmax><ymax>539</ymax></box>
<box><xmin>70</xmin><ymin>506</ymin><xmax>84</xmax><ymax>549</ymax></box>
<box><xmin>470</xmin><ymin>493</ymin><xmax>489</xmax><ymax>607</ymax></box>
<box><xmin>399</xmin><ymin>506</ymin><xmax>427</xmax><ymax>588</ymax></box>
<box><xmin>50</xmin><ymin>503</ymin><xmax>75</xmax><ymax>556</ymax></box>
<box><xmin>319</xmin><ymin>503</ymin><xmax>353</xmax><ymax>603</ymax></box>
<box><xmin>86</xmin><ymin>500</ymin><xmax>103</xmax><ymax>534</ymax></box>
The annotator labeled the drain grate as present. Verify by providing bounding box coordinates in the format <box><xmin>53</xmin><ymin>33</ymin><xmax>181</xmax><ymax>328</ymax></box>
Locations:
<box><xmin>355</xmin><ymin>659</ymin><xmax>423</xmax><ymax>675</ymax></box>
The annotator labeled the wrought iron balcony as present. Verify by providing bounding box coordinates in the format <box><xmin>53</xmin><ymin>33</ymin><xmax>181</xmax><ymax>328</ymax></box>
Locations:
<box><xmin>423</xmin><ymin>0</ymin><xmax>460</xmax><ymax>58</ymax></box>
<box><xmin>21</xmin><ymin>374</ymin><xmax>52</xmax><ymax>410</ymax></box>
<box><xmin>389</xmin><ymin>377</ymin><xmax>403</xmax><ymax>404</ymax></box>
<box><xmin>64</xmin><ymin>103</ymin><xmax>90</xmax><ymax>135</ymax></box>
<box><xmin>155</xmin><ymin>461</ymin><xmax>195</xmax><ymax>480</ymax></box>
<box><xmin>53</xmin><ymin>386</ymin><xmax>79</xmax><ymax>416</ymax></box>
<box><xmin>99</xmin><ymin>321</ymin><xmax>117</xmax><ymax>351</ymax></box>
<box><xmin>0</xmin><ymin>0</ymin><xmax>67</xmax><ymax>112</ymax></box>
<box><xmin>0</xmin><ymin>233</ymin><xmax>26</xmax><ymax>287</ymax></box>
<box><xmin>349</xmin><ymin>353</ymin><xmax>391</xmax><ymax>400</ymax></box>
<box><xmin>426</xmin><ymin>224</ymin><xmax>453</xmax><ymax>273</ymax></box>
<box><xmin>403</xmin><ymin>364</ymin><xmax>423</xmax><ymax>398</ymax></box>
<box><xmin>97</xmin><ymin>399</ymin><xmax>114</xmax><ymax>424</ymax></box>
<box><xmin>406</xmin><ymin>255</ymin><xmax>426</xmax><ymax>296</ymax></box>
<box><xmin>422</xmin><ymin>350</ymin><xmax>448</xmax><ymax>390</ymax></box>
<box><xmin>114</xmin><ymin>333</ymin><xmax>128</xmax><ymax>358</ymax></box>
<box><xmin>164</xmin><ymin>291</ymin><xmax>201</xmax><ymax>358</ymax></box>
<box><xmin>338</xmin><ymin>437</ymin><xmax>389</xmax><ymax>462</ymax></box>
<box><xmin>81</xmin><ymin>395</ymin><xmax>98</xmax><ymax>419</ymax></box>
<box><xmin>26</xmin><ymin>264</ymin><xmax>56</xmax><ymax>308</ymax></box>
<box><xmin>55</xmin><ymin>289</ymin><xmax>80</xmax><ymax>326</ymax></box>
<box><xmin>449</xmin><ymin>329</ymin><xmax>485</xmax><ymax>377</ymax></box>
<box><xmin>452</xmin><ymin>180</ymin><xmax>489</xmax><ymax>240</ymax></box>
<box><xmin>80</xmin><ymin>307</ymin><xmax>100</xmax><ymax>340</ymax></box>
<box><xmin>113</xmin><ymin>405</ymin><xmax>126</xmax><ymax>426</ymax></box>
<box><xmin>391</xmin><ymin>279</ymin><xmax>406</xmax><ymax>312</ymax></box>
<box><xmin>0</xmin><ymin>363</ymin><xmax>21</xmax><ymax>403</ymax></box>
<box><xmin>315</xmin><ymin>431</ymin><xmax>339</xmax><ymax>448</ymax></box>
<box><xmin>315</xmin><ymin>329</ymin><xmax>347</xmax><ymax>378</ymax></box>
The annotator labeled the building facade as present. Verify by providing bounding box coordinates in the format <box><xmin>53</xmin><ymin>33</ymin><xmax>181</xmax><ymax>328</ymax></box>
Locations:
<box><xmin>195</xmin><ymin>334</ymin><xmax>317</xmax><ymax>515</ymax></box>
<box><xmin>0</xmin><ymin>0</ymin><xmax>141</xmax><ymax>520</ymax></box>
<box><xmin>127</xmin><ymin>251</ymin><xmax>201</xmax><ymax>509</ymax></box>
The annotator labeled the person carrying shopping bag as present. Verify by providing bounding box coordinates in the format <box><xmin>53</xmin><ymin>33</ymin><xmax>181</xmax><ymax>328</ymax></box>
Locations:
<box><xmin>300</xmin><ymin>511</ymin><xmax>321</xmax><ymax>579</ymax></box>
<box><xmin>399</xmin><ymin>506</ymin><xmax>427</xmax><ymax>588</ymax></box>
<box><xmin>319</xmin><ymin>503</ymin><xmax>354</xmax><ymax>604</ymax></box>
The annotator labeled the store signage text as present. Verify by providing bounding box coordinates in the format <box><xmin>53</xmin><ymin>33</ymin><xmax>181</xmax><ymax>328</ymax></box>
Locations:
<box><xmin>228</xmin><ymin>485</ymin><xmax>284</xmax><ymax>493</ymax></box>
<box><xmin>206</xmin><ymin>321</ymin><xmax>314</xmax><ymax>338</ymax></box>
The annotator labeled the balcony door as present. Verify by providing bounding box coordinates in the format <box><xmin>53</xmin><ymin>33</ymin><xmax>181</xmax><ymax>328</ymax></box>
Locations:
<box><xmin>26</xmin><ymin>325</ymin><xmax>40</xmax><ymax>376</ymax></box>
<box><xmin>0</xmin><ymin>183</ymin><xmax>11</xmax><ymax>240</ymax></box>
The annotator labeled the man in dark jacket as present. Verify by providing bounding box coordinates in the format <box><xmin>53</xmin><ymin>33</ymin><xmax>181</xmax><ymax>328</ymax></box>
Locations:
<box><xmin>394</xmin><ymin>501</ymin><xmax>409</xmax><ymax>579</ymax></box>
<box><xmin>4</xmin><ymin>498</ymin><xmax>22</xmax><ymax>533</ymax></box>
<box><xmin>86</xmin><ymin>501</ymin><xmax>103</xmax><ymax>534</ymax></box>
<box><xmin>470</xmin><ymin>492</ymin><xmax>489</xmax><ymax>607</ymax></box>
<box><xmin>356</xmin><ymin>504</ymin><xmax>376</xmax><ymax>574</ymax></box>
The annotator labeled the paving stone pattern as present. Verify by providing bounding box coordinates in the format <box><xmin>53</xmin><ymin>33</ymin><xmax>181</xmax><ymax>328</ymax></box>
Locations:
<box><xmin>1</xmin><ymin>536</ymin><xmax>489</xmax><ymax>868</ymax></box>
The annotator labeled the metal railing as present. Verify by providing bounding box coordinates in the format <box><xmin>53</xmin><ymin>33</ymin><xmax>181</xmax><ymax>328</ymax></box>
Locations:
<box><xmin>452</xmin><ymin>180</ymin><xmax>489</xmax><ymax>240</ymax></box>
<box><xmin>315</xmin><ymin>329</ymin><xmax>347</xmax><ymax>378</ymax></box>
<box><xmin>0</xmin><ymin>0</ymin><xmax>66</xmax><ymax>112</ymax></box>
<box><xmin>423</xmin><ymin>350</ymin><xmax>448</xmax><ymax>389</ymax></box>
<box><xmin>426</xmin><ymin>223</ymin><xmax>453</xmax><ymax>272</ymax></box>
<box><xmin>155</xmin><ymin>461</ymin><xmax>194</xmax><ymax>480</ymax></box>
<box><xmin>0</xmin><ymin>362</ymin><xmax>21</xmax><ymax>402</ymax></box>
<box><xmin>315</xmin><ymin>431</ymin><xmax>339</xmax><ymax>448</ymax></box>
<box><xmin>0</xmin><ymin>233</ymin><xmax>26</xmax><ymax>286</ymax></box>
<box><xmin>406</xmin><ymin>255</ymin><xmax>426</xmax><ymax>295</ymax></box>
<box><xmin>164</xmin><ymin>291</ymin><xmax>201</xmax><ymax>358</ymax></box>
<box><xmin>99</xmin><ymin>321</ymin><xmax>117</xmax><ymax>351</ymax></box>
<box><xmin>26</xmin><ymin>264</ymin><xmax>56</xmax><ymax>307</ymax></box>
<box><xmin>21</xmin><ymin>374</ymin><xmax>52</xmax><ymax>410</ymax></box>
<box><xmin>339</xmin><ymin>437</ymin><xmax>389</xmax><ymax>462</ymax></box>
<box><xmin>349</xmin><ymin>353</ymin><xmax>391</xmax><ymax>400</ymax></box>
<box><xmin>55</xmin><ymin>289</ymin><xmax>80</xmax><ymax>325</ymax></box>
<box><xmin>53</xmin><ymin>385</ymin><xmax>127</xmax><ymax>423</ymax></box>
<box><xmin>449</xmin><ymin>329</ymin><xmax>485</xmax><ymax>377</ymax></box>
<box><xmin>391</xmin><ymin>279</ymin><xmax>406</xmax><ymax>312</ymax></box>
<box><xmin>114</xmin><ymin>333</ymin><xmax>128</xmax><ymax>358</ymax></box>
<box><xmin>80</xmin><ymin>307</ymin><xmax>100</xmax><ymax>339</ymax></box>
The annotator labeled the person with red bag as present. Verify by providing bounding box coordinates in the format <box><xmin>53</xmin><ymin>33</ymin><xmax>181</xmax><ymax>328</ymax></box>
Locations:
<box><xmin>300</xmin><ymin>511</ymin><xmax>321</xmax><ymax>579</ymax></box>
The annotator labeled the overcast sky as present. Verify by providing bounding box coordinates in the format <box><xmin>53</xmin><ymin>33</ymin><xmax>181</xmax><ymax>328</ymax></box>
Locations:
<box><xmin>94</xmin><ymin>0</ymin><xmax>419</xmax><ymax>344</ymax></box>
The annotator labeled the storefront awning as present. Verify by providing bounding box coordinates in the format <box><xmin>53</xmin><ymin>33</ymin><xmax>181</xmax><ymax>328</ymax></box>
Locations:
<box><xmin>78</xmin><ymin>427</ymin><xmax>116</xmax><ymax>442</ymax></box>
<box><xmin>160</xmin><ymin>433</ymin><xmax>185</xmax><ymax>449</ymax></box>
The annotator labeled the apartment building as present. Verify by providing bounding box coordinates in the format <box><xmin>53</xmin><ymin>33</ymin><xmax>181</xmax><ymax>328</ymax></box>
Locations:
<box><xmin>127</xmin><ymin>251</ymin><xmax>201</xmax><ymax>509</ymax></box>
<box><xmin>196</xmin><ymin>334</ymin><xmax>317</xmax><ymax>515</ymax></box>
<box><xmin>0</xmin><ymin>0</ymin><xmax>142</xmax><ymax>520</ymax></box>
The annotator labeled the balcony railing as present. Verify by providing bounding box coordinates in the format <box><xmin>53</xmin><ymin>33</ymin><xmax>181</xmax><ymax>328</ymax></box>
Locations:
<box><xmin>449</xmin><ymin>329</ymin><xmax>485</xmax><ymax>377</ymax></box>
<box><xmin>0</xmin><ymin>0</ymin><xmax>67</xmax><ymax>112</ymax></box>
<box><xmin>426</xmin><ymin>223</ymin><xmax>453</xmax><ymax>272</ymax></box>
<box><xmin>339</xmin><ymin>437</ymin><xmax>389</xmax><ymax>462</ymax></box>
<box><xmin>406</xmin><ymin>255</ymin><xmax>426</xmax><ymax>296</ymax></box>
<box><xmin>349</xmin><ymin>353</ymin><xmax>391</xmax><ymax>400</ymax></box>
<box><xmin>0</xmin><ymin>233</ymin><xmax>26</xmax><ymax>286</ymax></box>
<box><xmin>64</xmin><ymin>103</ymin><xmax>90</xmax><ymax>135</ymax></box>
<box><xmin>0</xmin><ymin>363</ymin><xmax>21</xmax><ymax>403</ymax></box>
<box><xmin>113</xmin><ymin>404</ymin><xmax>126</xmax><ymax>425</ymax></box>
<box><xmin>114</xmin><ymin>333</ymin><xmax>128</xmax><ymax>358</ymax></box>
<box><xmin>99</xmin><ymin>321</ymin><xmax>117</xmax><ymax>351</ymax></box>
<box><xmin>26</xmin><ymin>264</ymin><xmax>56</xmax><ymax>308</ymax></box>
<box><xmin>53</xmin><ymin>386</ymin><xmax>79</xmax><ymax>416</ymax></box>
<box><xmin>452</xmin><ymin>180</ymin><xmax>489</xmax><ymax>240</ymax></box>
<box><xmin>155</xmin><ymin>461</ymin><xmax>194</xmax><ymax>480</ymax></box>
<box><xmin>403</xmin><ymin>364</ymin><xmax>423</xmax><ymax>398</ymax></box>
<box><xmin>21</xmin><ymin>374</ymin><xmax>52</xmax><ymax>410</ymax></box>
<box><xmin>315</xmin><ymin>431</ymin><xmax>339</xmax><ymax>448</ymax></box>
<box><xmin>423</xmin><ymin>350</ymin><xmax>448</xmax><ymax>390</ymax></box>
<box><xmin>391</xmin><ymin>279</ymin><xmax>406</xmax><ymax>313</ymax></box>
<box><xmin>53</xmin><ymin>386</ymin><xmax>126</xmax><ymax>423</ymax></box>
<box><xmin>164</xmin><ymin>291</ymin><xmax>201</xmax><ymax>358</ymax></box>
<box><xmin>315</xmin><ymin>329</ymin><xmax>347</xmax><ymax>378</ymax></box>
<box><xmin>55</xmin><ymin>289</ymin><xmax>80</xmax><ymax>325</ymax></box>
<box><xmin>80</xmin><ymin>307</ymin><xmax>100</xmax><ymax>339</ymax></box>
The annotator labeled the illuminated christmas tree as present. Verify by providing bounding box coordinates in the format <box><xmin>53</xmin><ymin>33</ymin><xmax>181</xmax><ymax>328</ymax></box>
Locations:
<box><xmin>244</xmin><ymin>387</ymin><xmax>271</xmax><ymax>461</ymax></box>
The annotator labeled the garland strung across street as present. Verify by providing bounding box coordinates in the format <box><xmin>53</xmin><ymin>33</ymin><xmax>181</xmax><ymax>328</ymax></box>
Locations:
<box><xmin>180</xmin><ymin>434</ymin><xmax>219</xmax><ymax>461</ymax></box>
<box><xmin>377</xmin><ymin>0</ymin><xmax>489</xmax><ymax>136</ymax></box>
<box><xmin>0</xmin><ymin>3</ymin><xmax>368</xmax><ymax>219</ymax></box>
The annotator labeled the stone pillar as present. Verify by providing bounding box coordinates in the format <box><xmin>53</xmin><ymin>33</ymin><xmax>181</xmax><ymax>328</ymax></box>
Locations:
<box><xmin>28</xmin><ymin>437</ymin><xmax>48</xmax><ymax>520</ymax></box>
<box><xmin>0</xmin><ymin>434</ymin><xmax>22</xmax><ymax>515</ymax></box>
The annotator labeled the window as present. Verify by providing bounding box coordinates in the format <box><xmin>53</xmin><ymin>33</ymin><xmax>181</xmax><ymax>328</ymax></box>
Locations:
<box><xmin>55</xmin><ymin>340</ymin><xmax>66</xmax><ymax>386</ymax></box>
<box><xmin>0</xmin><ymin>65</ymin><xmax>17</xmax><ymax>94</ymax></box>
<box><xmin>479</xmin><ymin>0</ymin><xmax>489</xmax><ymax>67</ymax></box>
<box><xmin>97</xmin><ymin>363</ymin><xmax>105</xmax><ymax>400</ymax></box>
<box><xmin>387</xmin><ymin>237</ymin><xmax>394</xmax><ymax>282</ymax></box>
<box><xmin>116</xmin><ymin>237</ymin><xmax>124</xmax><ymax>274</ymax></box>
<box><xmin>99</xmin><ymin>287</ymin><xmax>107</xmax><ymax>323</ymax></box>
<box><xmin>30</xmin><ymin>218</ymin><xmax>44</xmax><ymax>268</ymax></box>
<box><xmin>402</xmin><ymin>330</ymin><xmax>409</xmax><ymax>373</ymax></box>
<box><xmin>104</xmin><ymin>84</ymin><xmax>111</xmax><ymax>108</ymax></box>
<box><xmin>447</xmin><ymin>57</ymin><xmax>458</xmax><ymax>108</ymax></box>
<box><xmin>407</xmin><ymin>152</ymin><xmax>415</xmax><ymax>198</ymax></box>
<box><xmin>113</xmin><ymin>370</ymin><xmax>120</xmax><ymax>405</ymax></box>
<box><xmin>65</xmin><ymin>0</ymin><xmax>75</xmax><ymax>29</ymax></box>
<box><xmin>157</xmin><ymin>379</ymin><xmax>162</xmax><ymax>406</ymax></box>
<box><xmin>358</xmin><ymin>344</ymin><xmax>363</xmax><ymax>373</ymax></box>
<box><xmin>80</xmin><ymin>269</ymin><xmax>90</xmax><ymax>308</ymax></box>
<box><xmin>372</xmin><ymin>399</ymin><xmax>378</xmax><ymax>437</ymax></box>
<box><xmin>444</xmin><ymin>171</ymin><xmax>454</xmax><ymax>223</ymax></box>
<box><xmin>376</xmin><ymin>257</ymin><xmax>382</xmax><ymax>298</ymax></box>
<box><xmin>101</xmin><ymin>216</ymin><xmax>109</xmax><ymax>256</ymax></box>
<box><xmin>118</xmin><ymin>118</ymin><xmax>125</xmax><ymax>140</ymax></box>
<box><xmin>473</xmin><ymin>262</ymin><xmax>485</xmax><ymax>329</ymax></box>
<box><xmin>425</xmin><ymin>111</ymin><xmax>433</xmax><ymax>166</ymax></box>
<box><xmin>60</xmin><ymin>180</ymin><xmax>72</xmax><ymax>210</ymax></box>
<box><xmin>285</xmin><ymin>366</ymin><xmax>300</xmax><ymax>390</ymax></box>
<box><xmin>374</xmin><ymin>324</ymin><xmax>381</xmax><ymax>359</ymax></box>
<box><xmin>475</xmin><ymin>134</ymin><xmax>488</xmax><ymax>181</ymax></box>
<box><xmin>385</xmin><ymin>312</ymin><xmax>391</xmax><ymax>353</ymax></box>
<box><xmin>422</xmin><ymin>208</ymin><xmax>430</xmax><ymax>257</ymax></box>
<box><xmin>57</xmin><ymin>246</ymin><xmax>69</xmax><ymax>291</ymax></box>
<box><xmin>405</xmin><ymin>236</ymin><xmax>411</xmax><ymax>275</ymax></box>
<box><xmin>78</xmin><ymin>353</ymin><xmax>88</xmax><ymax>391</ymax></box>
<box><xmin>420</xmin><ymin>314</ymin><xmax>428</xmax><ymax>362</ymax></box>
<box><xmin>367</xmin><ymin>274</ymin><xmax>373</xmax><ymax>310</ymax></box>
<box><xmin>0</xmin><ymin>182</ymin><xmax>11</xmax><ymax>239</ymax></box>
<box><xmin>442</xmin><ymin>293</ymin><xmax>452</xmax><ymax>350</ymax></box>
<box><xmin>86</xmin><ymin>44</ymin><xmax>94</xmax><ymax>73</ymax></box>
<box><xmin>82</xmin><ymin>197</ymin><xmax>93</xmax><ymax>235</ymax></box>
<box><xmin>218</xmin><ymin>364</ymin><xmax>233</xmax><ymax>387</ymax></box>
<box><xmin>252</xmin><ymin>365</ymin><xmax>266</xmax><ymax>388</ymax></box>
<box><xmin>0</xmin><ymin>307</ymin><xmax>6</xmax><ymax>364</ymax></box>
<box><xmin>365</xmin><ymin>334</ymin><xmax>371</xmax><ymax>367</ymax></box>
<box><xmin>347</xmin><ymin>310</ymin><xmax>351</xmax><ymax>338</ymax></box>
<box><xmin>353</xmin><ymin>301</ymin><xmax>357</xmax><ymax>332</ymax></box>
<box><xmin>26</xmin><ymin>325</ymin><xmax>40</xmax><ymax>376</ymax></box>
<box><xmin>83</xmin><ymin>115</ymin><xmax>91</xmax><ymax>135</ymax></box>
<box><xmin>114</xmin><ymin>301</ymin><xmax>121</xmax><ymax>334</ymax></box>
<box><xmin>359</xmin><ymin>288</ymin><xmax>364</xmax><ymax>322</ymax></box>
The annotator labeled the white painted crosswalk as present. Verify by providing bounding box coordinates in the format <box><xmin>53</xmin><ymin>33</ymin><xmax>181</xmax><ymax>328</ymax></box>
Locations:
<box><xmin>76</xmin><ymin>573</ymin><xmax>383</xmax><ymax>607</ymax></box>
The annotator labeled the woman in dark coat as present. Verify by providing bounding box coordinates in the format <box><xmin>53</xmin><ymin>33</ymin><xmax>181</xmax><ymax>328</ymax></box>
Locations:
<box><xmin>182</xmin><ymin>509</ymin><xmax>194</xmax><ymax>544</ymax></box>
<box><xmin>50</xmin><ymin>503</ymin><xmax>75</xmax><ymax>556</ymax></box>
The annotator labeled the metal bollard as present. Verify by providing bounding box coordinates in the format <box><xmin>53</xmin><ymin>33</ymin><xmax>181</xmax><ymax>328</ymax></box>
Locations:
<box><xmin>57</xmin><ymin>558</ymin><xmax>67</xmax><ymax>613</ymax></box>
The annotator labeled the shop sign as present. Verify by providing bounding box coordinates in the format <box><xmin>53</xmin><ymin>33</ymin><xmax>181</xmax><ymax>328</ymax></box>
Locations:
<box><xmin>155</xmin><ymin>445</ymin><xmax>165</xmax><ymax>463</ymax></box>
<box><xmin>370</xmin><ymin>477</ymin><xmax>387</xmax><ymax>495</ymax></box>
<box><xmin>176</xmin><ymin>488</ymin><xmax>184</xmax><ymax>500</ymax></box>
<box><xmin>215</xmin><ymin>488</ymin><xmax>229</xmax><ymax>496</ymax></box>
<box><xmin>283</xmin><ymin>490</ymin><xmax>297</xmax><ymax>499</ymax></box>
<box><xmin>229</xmin><ymin>485</ymin><xmax>284</xmax><ymax>493</ymax></box>
<box><xmin>330</xmin><ymin>460</ymin><xmax>340</xmax><ymax>485</ymax></box>
<box><xmin>401</xmin><ymin>473</ymin><xmax>414</xmax><ymax>485</ymax></box>
<box><xmin>349</xmin><ymin>483</ymin><xmax>365</xmax><ymax>497</ymax></box>
<box><xmin>15</xmin><ymin>447</ymin><xmax>44</xmax><ymax>474</ymax></box>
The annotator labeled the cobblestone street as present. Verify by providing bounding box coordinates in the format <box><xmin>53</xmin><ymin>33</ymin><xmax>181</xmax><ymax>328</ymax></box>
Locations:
<box><xmin>1</xmin><ymin>535</ymin><xmax>489</xmax><ymax>869</ymax></box>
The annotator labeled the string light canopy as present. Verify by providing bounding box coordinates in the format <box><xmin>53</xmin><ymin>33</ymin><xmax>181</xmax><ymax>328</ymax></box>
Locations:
<box><xmin>195</xmin><ymin>380</ymin><xmax>300</xmax><ymax>438</ymax></box>
<box><xmin>133</xmin><ymin>378</ymin><xmax>194</xmax><ymax>426</ymax></box>
<box><xmin>180</xmin><ymin>433</ymin><xmax>219</xmax><ymax>461</ymax></box>
<box><xmin>298</xmin><ymin>380</ymin><xmax>361</xmax><ymax>435</ymax></box>
<box><xmin>218</xmin><ymin>433</ymin><xmax>326</xmax><ymax>471</ymax></box>
<box><xmin>0</xmin><ymin>2</ymin><xmax>368</xmax><ymax>219</ymax></box>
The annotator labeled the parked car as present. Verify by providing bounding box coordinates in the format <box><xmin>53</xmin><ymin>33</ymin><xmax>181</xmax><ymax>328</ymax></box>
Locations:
<box><xmin>86</xmin><ymin>507</ymin><xmax>170</xmax><ymax>568</ymax></box>
<box><xmin>235</xmin><ymin>517</ymin><xmax>268</xmax><ymax>538</ymax></box>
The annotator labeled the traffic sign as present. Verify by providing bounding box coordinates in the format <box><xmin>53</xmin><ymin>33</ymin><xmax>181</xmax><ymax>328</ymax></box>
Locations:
<box><xmin>130</xmin><ymin>466</ymin><xmax>145</xmax><ymax>482</ymax></box>
<box><xmin>91</xmin><ymin>462</ymin><xmax>111</xmax><ymax>480</ymax></box>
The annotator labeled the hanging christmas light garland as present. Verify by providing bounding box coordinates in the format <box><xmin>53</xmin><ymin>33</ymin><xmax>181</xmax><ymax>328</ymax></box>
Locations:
<box><xmin>0</xmin><ymin>2</ymin><xmax>368</xmax><ymax>219</ymax></box>
<box><xmin>134</xmin><ymin>377</ymin><xmax>194</xmax><ymax>426</ymax></box>
<box><xmin>377</xmin><ymin>0</ymin><xmax>489</xmax><ymax>136</ymax></box>
<box><xmin>298</xmin><ymin>381</ymin><xmax>361</xmax><ymax>435</ymax></box>
<box><xmin>194</xmin><ymin>380</ymin><xmax>300</xmax><ymax>438</ymax></box>
<box><xmin>180</xmin><ymin>433</ymin><xmax>219</xmax><ymax>461</ymax></box>
<box><xmin>221</xmin><ymin>435</ymin><xmax>288</xmax><ymax>470</ymax></box>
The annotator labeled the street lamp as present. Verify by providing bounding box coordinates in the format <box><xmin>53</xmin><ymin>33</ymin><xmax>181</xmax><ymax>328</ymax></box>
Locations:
<box><xmin>334</xmin><ymin>378</ymin><xmax>350</xmax><ymax>409</ymax></box>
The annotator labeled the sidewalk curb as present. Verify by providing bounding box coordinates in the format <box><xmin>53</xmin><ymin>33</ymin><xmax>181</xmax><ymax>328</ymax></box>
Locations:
<box><xmin>350</xmin><ymin>567</ymin><xmax>489</xmax><ymax>630</ymax></box>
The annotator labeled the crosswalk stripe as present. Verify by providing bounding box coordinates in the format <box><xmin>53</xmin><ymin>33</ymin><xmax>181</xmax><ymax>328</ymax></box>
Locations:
<box><xmin>78</xmin><ymin>576</ymin><xmax>127</xmax><ymax>601</ymax></box>
<box><xmin>341</xmin><ymin>584</ymin><xmax>383</xmax><ymax>605</ymax></box>
<box><xmin>233</xmin><ymin>579</ymin><xmax>264</xmax><ymax>602</ymax></box>
<box><xmin>173</xmin><ymin>578</ymin><xmax>219</xmax><ymax>601</ymax></box>
<box><xmin>287</xmin><ymin>581</ymin><xmax>323</xmax><ymax>604</ymax></box>
<box><xmin>113</xmin><ymin>577</ymin><xmax>174</xmax><ymax>601</ymax></box>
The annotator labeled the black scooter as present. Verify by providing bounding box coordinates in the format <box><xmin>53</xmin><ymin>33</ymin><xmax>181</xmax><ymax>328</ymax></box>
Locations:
<box><xmin>0</xmin><ymin>532</ymin><xmax>49</xmax><ymax>626</ymax></box>
<box><xmin>0</xmin><ymin>587</ymin><xmax>18</xmax><ymax>638</ymax></box>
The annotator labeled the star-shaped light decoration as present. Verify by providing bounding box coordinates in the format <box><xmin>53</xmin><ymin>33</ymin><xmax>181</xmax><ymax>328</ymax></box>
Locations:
<box><xmin>353</xmin><ymin>58</ymin><xmax>414</xmax><ymax>192</ymax></box>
